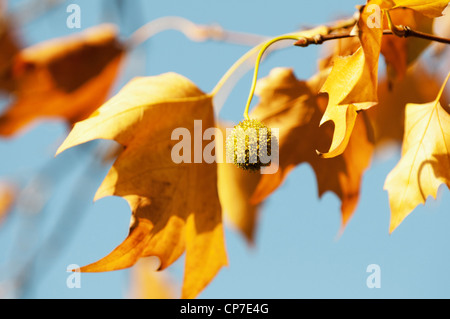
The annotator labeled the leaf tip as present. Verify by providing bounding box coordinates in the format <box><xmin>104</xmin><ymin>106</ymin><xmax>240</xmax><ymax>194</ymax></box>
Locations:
<box><xmin>55</xmin><ymin>137</ymin><xmax>75</xmax><ymax>157</ymax></box>
<box><xmin>316</xmin><ymin>149</ymin><xmax>324</xmax><ymax>157</ymax></box>
<box><xmin>316</xmin><ymin>147</ymin><xmax>342</xmax><ymax>159</ymax></box>
<box><xmin>54</xmin><ymin>145</ymin><xmax>65</xmax><ymax>158</ymax></box>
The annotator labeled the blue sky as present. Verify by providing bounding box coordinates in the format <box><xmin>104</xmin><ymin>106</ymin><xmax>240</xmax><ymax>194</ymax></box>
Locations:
<box><xmin>0</xmin><ymin>0</ymin><xmax>450</xmax><ymax>299</ymax></box>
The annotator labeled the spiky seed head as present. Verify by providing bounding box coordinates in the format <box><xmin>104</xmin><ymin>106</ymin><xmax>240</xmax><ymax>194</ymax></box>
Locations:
<box><xmin>225</xmin><ymin>119</ymin><xmax>275</xmax><ymax>171</ymax></box>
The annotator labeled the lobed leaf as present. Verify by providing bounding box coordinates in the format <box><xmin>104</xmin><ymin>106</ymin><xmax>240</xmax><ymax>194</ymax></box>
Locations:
<box><xmin>57</xmin><ymin>72</ymin><xmax>227</xmax><ymax>299</ymax></box>
<box><xmin>384</xmin><ymin>73</ymin><xmax>450</xmax><ymax>232</ymax></box>
<box><xmin>318</xmin><ymin>0</ymin><xmax>385</xmax><ymax>158</ymax></box>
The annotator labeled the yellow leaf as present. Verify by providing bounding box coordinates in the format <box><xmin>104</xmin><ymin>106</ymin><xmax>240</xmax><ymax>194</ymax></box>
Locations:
<box><xmin>249</xmin><ymin>67</ymin><xmax>374</xmax><ymax>229</ymax></box>
<box><xmin>392</xmin><ymin>0</ymin><xmax>449</xmax><ymax>17</ymax></box>
<box><xmin>0</xmin><ymin>24</ymin><xmax>124</xmax><ymax>137</ymax></box>
<box><xmin>318</xmin><ymin>0</ymin><xmax>384</xmax><ymax>158</ymax></box>
<box><xmin>384</xmin><ymin>72</ymin><xmax>450</xmax><ymax>233</ymax></box>
<box><xmin>128</xmin><ymin>258</ymin><xmax>178</xmax><ymax>299</ymax></box>
<box><xmin>0</xmin><ymin>182</ymin><xmax>16</xmax><ymax>225</ymax></box>
<box><xmin>367</xmin><ymin>63</ymin><xmax>448</xmax><ymax>146</ymax></box>
<box><xmin>318</xmin><ymin>36</ymin><xmax>361</xmax><ymax>71</ymax></box>
<box><xmin>56</xmin><ymin>72</ymin><xmax>227</xmax><ymax>299</ymax></box>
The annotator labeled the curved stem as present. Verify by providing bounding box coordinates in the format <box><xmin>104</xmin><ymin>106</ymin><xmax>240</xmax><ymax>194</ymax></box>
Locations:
<box><xmin>209</xmin><ymin>42</ymin><xmax>265</xmax><ymax>98</ymax></box>
<box><xmin>242</xmin><ymin>35</ymin><xmax>301</xmax><ymax>120</ymax></box>
<box><xmin>384</xmin><ymin>9</ymin><xmax>398</xmax><ymax>35</ymax></box>
<box><xmin>436</xmin><ymin>70</ymin><xmax>450</xmax><ymax>104</ymax></box>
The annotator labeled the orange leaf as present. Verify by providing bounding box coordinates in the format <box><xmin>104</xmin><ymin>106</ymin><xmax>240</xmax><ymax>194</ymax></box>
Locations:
<box><xmin>0</xmin><ymin>182</ymin><xmax>16</xmax><ymax>225</ymax></box>
<box><xmin>56</xmin><ymin>72</ymin><xmax>227</xmax><ymax>299</ymax></box>
<box><xmin>380</xmin><ymin>7</ymin><xmax>433</xmax><ymax>81</ymax></box>
<box><xmin>250</xmin><ymin>67</ymin><xmax>374</xmax><ymax>229</ymax></box>
<box><xmin>367</xmin><ymin>63</ymin><xmax>448</xmax><ymax>146</ymax></box>
<box><xmin>0</xmin><ymin>6</ymin><xmax>21</xmax><ymax>92</ymax></box>
<box><xmin>0</xmin><ymin>24</ymin><xmax>124</xmax><ymax>137</ymax></box>
<box><xmin>384</xmin><ymin>72</ymin><xmax>450</xmax><ymax>232</ymax></box>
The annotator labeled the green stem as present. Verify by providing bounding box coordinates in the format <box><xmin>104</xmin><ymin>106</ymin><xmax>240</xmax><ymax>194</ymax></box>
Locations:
<box><xmin>242</xmin><ymin>35</ymin><xmax>301</xmax><ymax>120</ymax></box>
<box><xmin>436</xmin><ymin>70</ymin><xmax>450</xmax><ymax>104</ymax></box>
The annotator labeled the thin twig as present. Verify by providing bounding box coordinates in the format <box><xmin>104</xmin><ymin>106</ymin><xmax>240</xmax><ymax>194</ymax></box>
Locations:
<box><xmin>384</xmin><ymin>9</ymin><xmax>450</xmax><ymax>45</ymax></box>
<box><xmin>294</xmin><ymin>29</ymin><xmax>450</xmax><ymax>47</ymax></box>
<box><xmin>391</xmin><ymin>27</ymin><xmax>450</xmax><ymax>45</ymax></box>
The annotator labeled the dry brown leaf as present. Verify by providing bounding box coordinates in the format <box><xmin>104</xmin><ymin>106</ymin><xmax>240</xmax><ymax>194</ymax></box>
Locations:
<box><xmin>56</xmin><ymin>72</ymin><xmax>227</xmax><ymax>299</ymax></box>
<box><xmin>250</xmin><ymin>67</ymin><xmax>374</xmax><ymax>229</ymax></box>
<box><xmin>0</xmin><ymin>24</ymin><xmax>124</xmax><ymax>137</ymax></box>
<box><xmin>384</xmin><ymin>72</ymin><xmax>450</xmax><ymax>232</ymax></box>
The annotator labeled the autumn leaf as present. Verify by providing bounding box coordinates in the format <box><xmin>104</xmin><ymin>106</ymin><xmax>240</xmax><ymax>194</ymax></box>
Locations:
<box><xmin>380</xmin><ymin>7</ymin><xmax>433</xmax><ymax>81</ymax></box>
<box><xmin>384</xmin><ymin>71</ymin><xmax>450</xmax><ymax>233</ymax></box>
<box><xmin>127</xmin><ymin>258</ymin><xmax>178</xmax><ymax>299</ymax></box>
<box><xmin>318</xmin><ymin>0</ymin><xmax>384</xmax><ymax>158</ymax></box>
<box><xmin>318</xmin><ymin>0</ymin><xmax>448</xmax><ymax>158</ymax></box>
<box><xmin>56</xmin><ymin>72</ymin><xmax>227</xmax><ymax>299</ymax></box>
<box><xmin>320</xmin><ymin>8</ymin><xmax>433</xmax><ymax>83</ymax></box>
<box><xmin>0</xmin><ymin>5</ymin><xmax>20</xmax><ymax>92</ymax></box>
<box><xmin>391</xmin><ymin>0</ymin><xmax>450</xmax><ymax>18</ymax></box>
<box><xmin>0</xmin><ymin>24</ymin><xmax>124</xmax><ymax>137</ymax></box>
<box><xmin>0</xmin><ymin>182</ymin><xmax>16</xmax><ymax>225</ymax></box>
<box><xmin>249</xmin><ymin>67</ymin><xmax>374</xmax><ymax>229</ymax></box>
<box><xmin>367</xmin><ymin>63</ymin><xmax>448</xmax><ymax>146</ymax></box>
<box><xmin>318</xmin><ymin>36</ymin><xmax>361</xmax><ymax>71</ymax></box>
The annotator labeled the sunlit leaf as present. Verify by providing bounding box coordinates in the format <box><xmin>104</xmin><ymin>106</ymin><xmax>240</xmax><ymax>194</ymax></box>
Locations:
<box><xmin>367</xmin><ymin>63</ymin><xmax>448</xmax><ymax>146</ymax></box>
<box><xmin>318</xmin><ymin>0</ymin><xmax>385</xmax><ymax>158</ymax></box>
<box><xmin>384</xmin><ymin>72</ymin><xmax>450</xmax><ymax>232</ymax></box>
<box><xmin>56</xmin><ymin>72</ymin><xmax>227</xmax><ymax>299</ymax></box>
<box><xmin>392</xmin><ymin>0</ymin><xmax>449</xmax><ymax>18</ymax></box>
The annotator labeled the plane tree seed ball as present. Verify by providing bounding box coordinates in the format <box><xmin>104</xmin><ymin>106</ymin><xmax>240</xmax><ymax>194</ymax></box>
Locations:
<box><xmin>225</xmin><ymin>119</ymin><xmax>275</xmax><ymax>171</ymax></box>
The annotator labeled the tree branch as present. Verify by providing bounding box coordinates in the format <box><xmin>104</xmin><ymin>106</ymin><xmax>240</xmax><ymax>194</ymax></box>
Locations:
<box><xmin>294</xmin><ymin>28</ymin><xmax>450</xmax><ymax>47</ymax></box>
